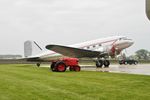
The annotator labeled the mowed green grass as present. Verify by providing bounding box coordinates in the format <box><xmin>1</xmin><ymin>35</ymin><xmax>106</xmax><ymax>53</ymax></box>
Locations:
<box><xmin>0</xmin><ymin>64</ymin><xmax>150</xmax><ymax>100</ymax></box>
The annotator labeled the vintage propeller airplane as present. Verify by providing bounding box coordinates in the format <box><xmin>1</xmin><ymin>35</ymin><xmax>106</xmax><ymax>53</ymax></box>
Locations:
<box><xmin>24</xmin><ymin>36</ymin><xmax>134</xmax><ymax>72</ymax></box>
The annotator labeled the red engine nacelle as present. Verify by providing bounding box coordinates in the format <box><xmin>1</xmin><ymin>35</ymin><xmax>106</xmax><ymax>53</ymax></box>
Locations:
<box><xmin>110</xmin><ymin>45</ymin><xmax>121</xmax><ymax>57</ymax></box>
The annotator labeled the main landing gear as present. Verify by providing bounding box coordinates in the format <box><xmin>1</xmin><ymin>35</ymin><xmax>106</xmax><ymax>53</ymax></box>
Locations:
<box><xmin>96</xmin><ymin>60</ymin><xmax>110</xmax><ymax>68</ymax></box>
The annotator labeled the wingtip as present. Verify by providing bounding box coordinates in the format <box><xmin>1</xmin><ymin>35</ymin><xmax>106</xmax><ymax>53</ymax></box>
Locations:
<box><xmin>45</xmin><ymin>45</ymin><xmax>55</xmax><ymax>50</ymax></box>
<box><xmin>45</xmin><ymin>45</ymin><xmax>50</xmax><ymax>49</ymax></box>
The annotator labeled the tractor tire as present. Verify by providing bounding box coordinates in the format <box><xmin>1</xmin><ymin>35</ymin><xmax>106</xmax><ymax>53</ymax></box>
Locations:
<box><xmin>51</xmin><ymin>62</ymin><xmax>57</xmax><ymax>72</ymax></box>
<box><xmin>55</xmin><ymin>61</ymin><xmax>67</xmax><ymax>72</ymax></box>
<box><xmin>74</xmin><ymin>66</ymin><xmax>81</xmax><ymax>72</ymax></box>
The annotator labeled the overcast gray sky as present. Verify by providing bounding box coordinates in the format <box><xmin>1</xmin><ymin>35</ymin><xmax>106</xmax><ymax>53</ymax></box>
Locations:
<box><xmin>0</xmin><ymin>0</ymin><xmax>150</xmax><ymax>56</ymax></box>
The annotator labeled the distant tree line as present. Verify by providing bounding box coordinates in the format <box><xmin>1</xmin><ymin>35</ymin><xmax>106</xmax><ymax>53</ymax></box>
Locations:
<box><xmin>129</xmin><ymin>49</ymin><xmax>150</xmax><ymax>60</ymax></box>
<box><xmin>0</xmin><ymin>49</ymin><xmax>149</xmax><ymax>60</ymax></box>
<box><xmin>0</xmin><ymin>55</ymin><xmax>22</xmax><ymax>59</ymax></box>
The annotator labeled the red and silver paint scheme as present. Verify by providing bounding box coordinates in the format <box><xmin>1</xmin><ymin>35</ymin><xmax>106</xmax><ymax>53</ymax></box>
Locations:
<box><xmin>24</xmin><ymin>36</ymin><xmax>134</xmax><ymax>72</ymax></box>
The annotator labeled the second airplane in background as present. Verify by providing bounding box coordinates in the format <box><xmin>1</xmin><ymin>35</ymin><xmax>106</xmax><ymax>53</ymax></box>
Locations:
<box><xmin>24</xmin><ymin>36</ymin><xmax>134</xmax><ymax>72</ymax></box>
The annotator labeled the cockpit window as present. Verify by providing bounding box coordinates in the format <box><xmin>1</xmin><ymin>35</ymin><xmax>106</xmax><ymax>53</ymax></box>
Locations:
<box><xmin>119</xmin><ymin>37</ymin><xmax>131</xmax><ymax>40</ymax></box>
<box><xmin>122</xmin><ymin>37</ymin><xmax>127</xmax><ymax>39</ymax></box>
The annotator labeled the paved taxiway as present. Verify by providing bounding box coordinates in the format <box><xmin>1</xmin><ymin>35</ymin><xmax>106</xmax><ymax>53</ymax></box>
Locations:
<box><xmin>81</xmin><ymin>64</ymin><xmax>150</xmax><ymax>75</ymax></box>
<box><xmin>41</xmin><ymin>64</ymin><xmax>150</xmax><ymax>75</ymax></box>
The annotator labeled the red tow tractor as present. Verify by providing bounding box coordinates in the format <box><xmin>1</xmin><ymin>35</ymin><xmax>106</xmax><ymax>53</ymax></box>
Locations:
<box><xmin>50</xmin><ymin>58</ymin><xmax>81</xmax><ymax>72</ymax></box>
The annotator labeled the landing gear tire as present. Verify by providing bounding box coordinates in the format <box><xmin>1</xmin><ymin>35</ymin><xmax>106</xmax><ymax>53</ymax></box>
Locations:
<box><xmin>96</xmin><ymin>60</ymin><xmax>103</xmax><ymax>68</ymax></box>
<box><xmin>36</xmin><ymin>63</ymin><xmax>40</xmax><ymax>67</ymax></box>
<box><xmin>55</xmin><ymin>62</ymin><xmax>66</xmax><ymax>72</ymax></box>
<box><xmin>104</xmin><ymin>60</ymin><xmax>110</xmax><ymax>68</ymax></box>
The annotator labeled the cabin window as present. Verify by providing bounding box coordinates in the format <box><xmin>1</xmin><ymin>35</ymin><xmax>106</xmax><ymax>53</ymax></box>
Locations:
<box><xmin>93</xmin><ymin>45</ymin><xmax>95</xmax><ymax>48</ymax></box>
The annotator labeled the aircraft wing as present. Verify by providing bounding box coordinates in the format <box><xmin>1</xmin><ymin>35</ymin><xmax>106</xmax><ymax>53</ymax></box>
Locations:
<box><xmin>46</xmin><ymin>44</ymin><xmax>107</xmax><ymax>58</ymax></box>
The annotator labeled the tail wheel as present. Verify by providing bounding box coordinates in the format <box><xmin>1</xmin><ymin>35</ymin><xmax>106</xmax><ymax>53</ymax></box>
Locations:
<box><xmin>74</xmin><ymin>66</ymin><xmax>81</xmax><ymax>72</ymax></box>
<box><xmin>96</xmin><ymin>60</ymin><xmax>103</xmax><ymax>68</ymax></box>
<box><xmin>55</xmin><ymin>62</ymin><xmax>66</xmax><ymax>72</ymax></box>
<box><xmin>36</xmin><ymin>63</ymin><xmax>40</xmax><ymax>67</ymax></box>
<box><xmin>104</xmin><ymin>60</ymin><xmax>110</xmax><ymax>68</ymax></box>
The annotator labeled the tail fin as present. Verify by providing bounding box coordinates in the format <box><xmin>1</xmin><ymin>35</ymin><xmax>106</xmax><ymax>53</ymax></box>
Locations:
<box><xmin>24</xmin><ymin>41</ymin><xmax>43</xmax><ymax>57</ymax></box>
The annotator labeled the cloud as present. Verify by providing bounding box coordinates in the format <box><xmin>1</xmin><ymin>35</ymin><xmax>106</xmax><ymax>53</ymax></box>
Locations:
<box><xmin>0</xmin><ymin>0</ymin><xmax>149</xmax><ymax>55</ymax></box>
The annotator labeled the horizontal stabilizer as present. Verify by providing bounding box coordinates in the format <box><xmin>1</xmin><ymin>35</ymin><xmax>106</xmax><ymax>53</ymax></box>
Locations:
<box><xmin>21</xmin><ymin>56</ymin><xmax>46</xmax><ymax>62</ymax></box>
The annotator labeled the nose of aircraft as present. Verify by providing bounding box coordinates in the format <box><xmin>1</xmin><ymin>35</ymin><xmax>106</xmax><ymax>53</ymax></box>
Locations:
<box><xmin>128</xmin><ymin>40</ymin><xmax>134</xmax><ymax>46</ymax></box>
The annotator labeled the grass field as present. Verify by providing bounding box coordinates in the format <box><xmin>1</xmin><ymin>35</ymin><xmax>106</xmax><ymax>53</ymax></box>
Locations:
<box><xmin>0</xmin><ymin>64</ymin><xmax>150</xmax><ymax>100</ymax></box>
